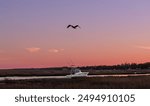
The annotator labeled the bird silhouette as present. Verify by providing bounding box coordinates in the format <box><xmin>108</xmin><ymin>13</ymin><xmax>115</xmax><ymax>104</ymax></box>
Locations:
<box><xmin>67</xmin><ymin>25</ymin><xmax>81</xmax><ymax>29</ymax></box>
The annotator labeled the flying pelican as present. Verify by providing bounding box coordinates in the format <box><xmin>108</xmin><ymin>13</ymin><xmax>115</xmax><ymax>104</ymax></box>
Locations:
<box><xmin>67</xmin><ymin>25</ymin><xmax>81</xmax><ymax>29</ymax></box>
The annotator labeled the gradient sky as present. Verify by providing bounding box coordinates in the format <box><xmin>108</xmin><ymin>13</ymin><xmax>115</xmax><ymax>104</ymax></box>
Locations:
<box><xmin>0</xmin><ymin>0</ymin><xmax>150</xmax><ymax>69</ymax></box>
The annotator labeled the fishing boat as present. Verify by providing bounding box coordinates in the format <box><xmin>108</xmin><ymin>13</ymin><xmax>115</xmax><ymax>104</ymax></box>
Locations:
<box><xmin>66</xmin><ymin>67</ymin><xmax>89</xmax><ymax>78</ymax></box>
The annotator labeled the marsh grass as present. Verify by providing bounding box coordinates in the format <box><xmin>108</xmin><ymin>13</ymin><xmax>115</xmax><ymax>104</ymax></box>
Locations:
<box><xmin>0</xmin><ymin>69</ymin><xmax>150</xmax><ymax>89</ymax></box>
<box><xmin>0</xmin><ymin>76</ymin><xmax>150</xmax><ymax>89</ymax></box>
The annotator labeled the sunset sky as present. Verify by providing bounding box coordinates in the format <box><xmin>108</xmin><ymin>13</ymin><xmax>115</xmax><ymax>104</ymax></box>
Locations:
<box><xmin>0</xmin><ymin>0</ymin><xmax>150</xmax><ymax>69</ymax></box>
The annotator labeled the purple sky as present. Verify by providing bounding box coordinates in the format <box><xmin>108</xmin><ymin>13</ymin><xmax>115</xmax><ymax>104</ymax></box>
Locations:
<box><xmin>0</xmin><ymin>0</ymin><xmax>150</xmax><ymax>69</ymax></box>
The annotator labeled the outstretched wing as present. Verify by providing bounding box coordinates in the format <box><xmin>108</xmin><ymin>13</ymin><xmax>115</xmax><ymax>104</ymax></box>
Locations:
<box><xmin>76</xmin><ymin>25</ymin><xmax>81</xmax><ymax>28</ymax></box>
<box><xmin>67</xmin><ymin>25</ymin><xmax>72</xmax><ymax>28</ymax></box>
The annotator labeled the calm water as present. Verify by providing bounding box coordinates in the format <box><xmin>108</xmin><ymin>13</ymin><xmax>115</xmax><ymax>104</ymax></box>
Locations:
<box><xmin>0</xmin><ymin>76</ymin><xmax>66</xmax><ymax>81</ymax></box>
<box><xmin>0</xmin><ymin>74</ymin><xmax>150</xmax><ymax>81</ymax></box>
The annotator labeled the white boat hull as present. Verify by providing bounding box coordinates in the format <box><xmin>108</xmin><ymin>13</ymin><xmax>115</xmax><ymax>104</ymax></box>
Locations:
<box><xmin>66</xmin><ymin>72</ymin><xmax>89</xmax><ymax>78</ymax></box>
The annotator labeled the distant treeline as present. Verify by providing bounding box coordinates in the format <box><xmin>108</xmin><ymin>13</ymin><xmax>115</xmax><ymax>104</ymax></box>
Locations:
<box><xmin>40</xmin><ymin>62</ymin><xmax>150</xmax><ymax>70</ymax></box>
<box><xmin>3</xmin><ymin>62</ymin><xmax>150</xmax><ymax>71</ymax></box>
<box><xmin>79</xmin><ymin>62</ymin><xmax>150</xmax><ymax>70</ymax></box>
